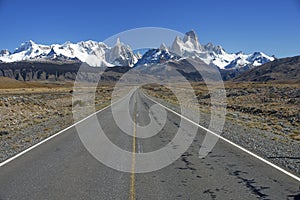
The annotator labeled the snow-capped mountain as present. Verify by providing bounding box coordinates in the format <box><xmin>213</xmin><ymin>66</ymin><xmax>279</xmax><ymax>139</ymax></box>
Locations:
<box><xmin>169</xmin><ymin>30</ymin><xmax>275</xmax><ymax>70</ymax></box>
<box><xmin>0</xmin><ymin>39</ymin><xmax>138</xmax><ymax>67</ymax></box>
<box><xmin>106</xmin><ymin>38</ymin><xmax>138</xmax><ymax>67</ymax></box>
<box><xmin>171</xmin><ymin>30</ymin><xmax>203</xmax><ymax>55</ymax></box>
<box><xmin>0</xmin><ymin>49</ymin><xmax>11</xmax><ymax>56</ymax></box>
<box><xmin>0</xmin><ymin>30</ymin><xmax>275</xmax><ymax>70</ymax></box>
<box><xmin>134</xmin><ymin>44</ymin><xmax>180</xmax><ymax>66</ymax></box>
<box><xmin>137</xmin><ymin>30</ymin><xmax>275</xmax><ymax>70</ymax></box>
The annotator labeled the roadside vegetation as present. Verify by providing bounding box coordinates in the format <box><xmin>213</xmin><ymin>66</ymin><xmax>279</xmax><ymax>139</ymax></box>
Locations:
<box><xmin>143</xmin><ymin>81</ymin><xmax>300</xmax><ymax>141</ymax></box>
<box><xmin>0</xmin><ymin>79</ymin><xmax>114</xmax><ymax>162</ymax></box>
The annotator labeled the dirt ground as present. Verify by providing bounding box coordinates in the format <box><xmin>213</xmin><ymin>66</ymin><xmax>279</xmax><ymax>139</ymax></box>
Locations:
<box><xmin>0</xmin><ymin>79</ymin><xmax>114</xmax><ymax>161</ymax></box>
<box><xmin>143</xmin><ymin>81</ymin><xmax>300</xmax><ymax>141</ymax></box>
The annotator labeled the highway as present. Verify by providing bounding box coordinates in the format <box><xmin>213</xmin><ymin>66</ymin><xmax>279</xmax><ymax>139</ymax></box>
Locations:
<box><xmin>0</xmin><ymin>89</ymin><xmax>299</xmax><ymax>200</ymax></box>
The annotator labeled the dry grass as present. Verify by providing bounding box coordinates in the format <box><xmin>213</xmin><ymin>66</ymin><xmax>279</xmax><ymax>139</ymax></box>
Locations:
<box><xmin>0</xmin><ymin>78</ymin><xmax>116</xmax><ymax>143</ymax></box>
<box><xmin>0</xmin><ymin>77</ymin><xmax>74</xmax><ymax>90</ymax></box>
<box><xmin>143</xmin><ymin>81</ymin><xmax>300</xmax><ymax>141</ymax></box>
<box><xmin>1</xmin><ymin>76</ymin><xmax>299</xmax><ymax>142</ymax></box>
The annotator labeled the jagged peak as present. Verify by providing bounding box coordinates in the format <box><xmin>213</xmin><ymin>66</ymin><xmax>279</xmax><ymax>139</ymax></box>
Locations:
<box><xmin>116</xmin><ymin>37</ymin><xmax>121</xmax><ymax>45</ymax></box>
<box><xmin>252</xmin><ymin>51</ymin><xmax>263</xmax><ymax>55</ymax></box>
<box><xmin>174</xmin><ymin>36</ymin><xmax>182</xmax><ymax>42</ymax></box>
<box><xmin>21</xmin><ymin>40</ymin><xmax>37</xmax><ymax>47</ymax></box>
<box><xmin>136</xmin><ymin>51</ymin><xmax>142</xmax><ymax>59</ymax></box>
<box><xmin>0</xmin><ymin>49</ymin><xmax>11</xmax><ymax>56</ymax></box>
<box><xmin>182</xmin><ymin>30</ymin><xmax>201</xmax><ymax>50</ymax></box>
<box><xmin>77</xmin><ymin>40</ymin><xmax>103</xmax><ymax>47</ymax></box>
<box><xmin>204</xmin><ymin>42</ymin><xmax>213</xmax><ymax>47</ymax></box>
<box><xmin>183</xmin><ymin>30</ymin><xmax>198</xmax><ymax>42</ymax></box>
<box><xmin>112</xmin><ymin>37</ymin><xmax>130</xmax><ymax>50</ymax></box>
<box><xmin>0</xmin><ymin>30</ymin><xmax>276</xmax><ymax>69</ymax></box>
<box><xmin>13</xmin><ymin>40</ymin><xmax>37</xmax><ymax>53</ymax></box>
<box><xmin>160</xmin><ymin>43</ymin><xmax>168</xmax><ymax>51</ymax></box>
<box><xmin>63</xmin><ymin>41</ymin><xmax>72</xmax><ymax>45</ymax></box>
<box><xmin>25</xmin><ymin>40</ymin><xmax>36</xmax><ymax>45</ymax></box>
<box><xmin>249</xmin><ymin>52</ymin><xmax>268</xmax><ymax>59</ymax></box>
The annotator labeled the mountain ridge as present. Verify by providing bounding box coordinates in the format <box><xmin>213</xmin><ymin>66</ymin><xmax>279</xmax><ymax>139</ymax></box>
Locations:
<box><xmin>0</xmin><ymin>39</ymin><xmax>138</xmax><ymax>67</ymax></box>
<box><xmin>0</xmin><ymin>30</ymin><xmax>275</xmax><ymax>71</ymax></box>
<box><xmin>234</xmin><ymin>55</ymin><xmax>300</xmax><ymax>82</ymax></box>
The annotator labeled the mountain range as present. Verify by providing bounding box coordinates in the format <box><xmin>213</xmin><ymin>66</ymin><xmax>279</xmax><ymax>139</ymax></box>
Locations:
<box><xmin>234</xmin><ymin>55</ymin><xmax>300</xmax><ymax>82</ymax></box>
<box><xmin>0</xmin><ymin>30</ymin><xmax>275</xmax><ymax>71</ymax></box>
<box><xmin>0</xmin><ymin>38</ymin><xmax>138</xmax><ymax>67</ymax></box>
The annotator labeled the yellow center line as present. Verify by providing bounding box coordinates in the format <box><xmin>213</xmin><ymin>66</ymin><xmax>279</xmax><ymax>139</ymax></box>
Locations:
<box><xmin>130</xmin><ymin>109</ymin><xmax>136</xmax><ymax>200</ymax></box>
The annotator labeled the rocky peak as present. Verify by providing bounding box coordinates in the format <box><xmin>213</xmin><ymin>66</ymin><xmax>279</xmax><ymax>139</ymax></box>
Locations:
<box><xmin>0</xmin><ymin>49</ymin><xmax>11</xmax><ymax>56</ymax></box>
<box><xmin>14</xmin><ymin>40</ymin><xmax>36</xmax><ymax>53</ymax></box>
<box><xmin>183</xmin><ymin>30</ymin><xmax>201</xmax><ymax>50</ymax></box>
<box><xmin>159</xmin><ymin>43</ymin><xmax>168</xmax><ymax>51</ymax></box>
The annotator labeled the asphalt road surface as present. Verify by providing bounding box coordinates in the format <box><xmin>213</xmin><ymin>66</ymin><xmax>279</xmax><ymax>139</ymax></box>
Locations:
<box><xmin>0</xmin><ymin>89</ymin><xmax>299</xmax><ymax>200</ymax></box>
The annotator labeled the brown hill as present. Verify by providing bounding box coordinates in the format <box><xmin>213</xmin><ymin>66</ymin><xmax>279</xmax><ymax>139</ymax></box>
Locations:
<box><xmin>234</xmin><ymin>55</ymin><xmax>300</xmax><ymax>82</ymax></box>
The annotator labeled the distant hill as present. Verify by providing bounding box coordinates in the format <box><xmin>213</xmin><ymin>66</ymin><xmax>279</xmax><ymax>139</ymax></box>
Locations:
<box><xmin>0</xmin><ymin>61</ymin><xmax>131</xmax><ymax>82</ymax></box>
<box><xmin>234</xmin><ymin>55</ymin><xmax>300</xmax><ymax>82</ymax></box>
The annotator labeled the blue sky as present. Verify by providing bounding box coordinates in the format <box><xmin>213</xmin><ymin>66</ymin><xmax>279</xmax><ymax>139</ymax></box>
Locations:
<box><xmin>0</xmin><ymin>0</ymin><xmax>299</xmax><ymax>58</ymax></box>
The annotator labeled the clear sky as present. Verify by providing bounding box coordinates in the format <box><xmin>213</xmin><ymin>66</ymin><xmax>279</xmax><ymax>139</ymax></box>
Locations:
<box><xmin>0</xmin><ymin>0</ymin><xmax>299</xmax><ymax>58</ymax></box>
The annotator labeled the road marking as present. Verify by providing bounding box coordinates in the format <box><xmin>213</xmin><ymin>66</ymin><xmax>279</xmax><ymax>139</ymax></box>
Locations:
<box><xmin>144</xmin><ymin>94</ymin><xmax>300</xmax><ymax>182</ymax></box>
<box><xmin>137</xmin><ymin>141</ymin><xmax>142</xmax><ymax>154</ymax></box>
<box><xmin>130</xmin><ymin>107</ymin><xmax>137</xmax><ymax>200</ymax></box>
<box><xmin>0</xmin><ymin>92</ymin><xmax>131</xmax><ymax>167</ymax></box>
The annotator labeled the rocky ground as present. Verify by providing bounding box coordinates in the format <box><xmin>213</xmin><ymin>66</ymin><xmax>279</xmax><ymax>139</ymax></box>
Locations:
<box><xmin>0</xmin><ymin>85</ymin><xmax>113</xmax><ymax>162</ymax></box>
<box><xmin>143</xmin><ymin>82</ymin><xmax>300</xmax><ymax>175</ymax></box>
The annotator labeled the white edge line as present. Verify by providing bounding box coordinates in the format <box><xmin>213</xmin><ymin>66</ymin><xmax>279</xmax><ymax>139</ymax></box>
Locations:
<box><xmin>0</xmin><ymin>93</ymin><xmax>129</xmax><ymax>167</ymax></box>
<box><xmin>144</xmin><ymin>94</ymin><xmax>300</xmax><ymax>182</ymax></box>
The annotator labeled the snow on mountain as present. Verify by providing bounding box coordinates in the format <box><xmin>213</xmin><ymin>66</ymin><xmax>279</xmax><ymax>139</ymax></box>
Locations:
<box><xmin>134</xmin><ymin>46</ymin><xmax>179</xmax><ymax>66</ymax></box>
<box><xmin>160</xmin><ymin>43</ymin><xmax>168</xmax><ymax>51</ymax></box>
<box><xmin>1</xmin><ymin>40</ymin><xmax>51</xmax><ymax>62</ymax></box>
<box><xmin>246</xmin><ymin>52</ymin><xmax>275</xmax><ymax>66</ymax></box>
<box><xmin>106</xmin><ymin>38</ymin><xmax>138</xmax><ymax>67</ymax></box>
<box><xmin>0</xmin><ymin>30</ymin><xmax>275</xmax><ymax>70</ymax></box>
<box><xmin>0</xmin><ymin>39</ymin><xmax>138</xmax><ymax>67</ymax></box>
<box><xmin>168</xmin><ymin>30</ymin><xmax>275</xmax><ymax>70</ymax></box>
<box><xmin>182</xmin><ymin>30</ymin><xmax>202</xmax><ymax>51</ymax></box>
<box><xmin>0</xmin><ymin>49</ymin><xmax>11</xmax><ymax>57</ymax></box>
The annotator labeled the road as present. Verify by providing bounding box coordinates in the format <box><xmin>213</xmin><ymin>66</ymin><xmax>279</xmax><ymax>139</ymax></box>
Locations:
<box><xmin>0</xmin><ymin>89</ymin><xmax>299</xmax><ymax>200</ymax></box>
